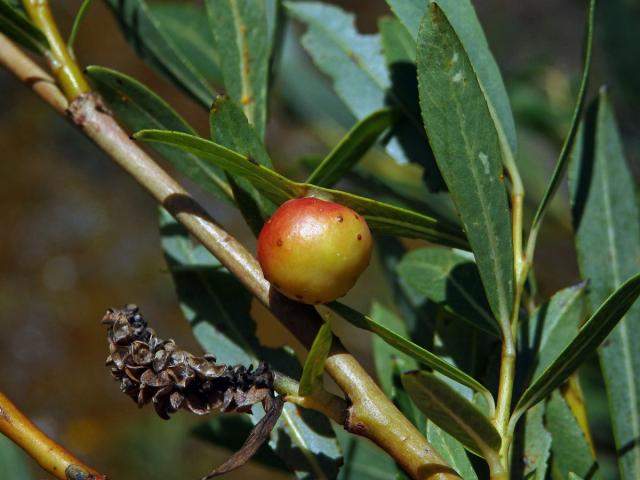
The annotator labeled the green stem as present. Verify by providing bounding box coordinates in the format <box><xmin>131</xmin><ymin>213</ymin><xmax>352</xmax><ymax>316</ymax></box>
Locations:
<box><xmin>493</xmin><ymin>139</ymin><xmax>527</xmax><ymax>472</ymax></box>
<box><xmin>494</xmin><ymin>335</ymin><xmax>516</xmax><ymax>463</ymax></box>
<box><xmin>22</xmin><ymin>0</ymin><xmax>90</xmax><ymax>99</ymax></box>
<box><xmin>273</xmin><ymin>372</ymin><xmax>348</xmax><ymax>425</ymax></box>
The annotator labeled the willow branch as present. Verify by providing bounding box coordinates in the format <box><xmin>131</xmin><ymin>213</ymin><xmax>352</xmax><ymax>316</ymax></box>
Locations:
<box><xmin>0</xmin><ymin>32</ymin><xmax>459</xmax><ymax>480</ymax></box>
<box><xmin>0</xmin><ymin>391</ymin><xmax>107</xmax><ymax>480</ymax></box>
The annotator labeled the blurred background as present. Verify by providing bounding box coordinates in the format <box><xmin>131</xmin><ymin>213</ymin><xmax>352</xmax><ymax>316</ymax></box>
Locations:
<box><xmin>0</xmin><ymin>0</ymin><xmax>638</xmax><ymax>478</ymax></box>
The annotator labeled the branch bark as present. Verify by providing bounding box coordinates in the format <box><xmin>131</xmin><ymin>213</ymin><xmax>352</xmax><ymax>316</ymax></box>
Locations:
<box><xmin>0</xmin><ymin>391</ymin><xmax>107</xmax><ymax>480</ymax></box>
<box><xmin>0</xmin><ymin>31</ymin><xmax>459</xmax><ymax>480</ymax></box>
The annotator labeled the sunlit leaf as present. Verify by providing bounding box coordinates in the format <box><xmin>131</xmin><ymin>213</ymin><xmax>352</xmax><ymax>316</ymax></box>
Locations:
<box><xmin>286</xmin><ymin>1</ymin><xmax>441</xmax><ymax>186</ymax></box>
<box><xmin>417</xmin><ymin>2</ymin><xmax>514</xmax><ymax>327</ymax></box>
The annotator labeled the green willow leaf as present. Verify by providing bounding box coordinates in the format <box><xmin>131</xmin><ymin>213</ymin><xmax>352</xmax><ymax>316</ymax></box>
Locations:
<box><xmin>285</xmin><ymin>1</ymin><xmax>438</xmax><ymax>180</ymax></box>
<box><xmin>389</xmin><ymin>0</ymin><xmax>518</xmax><ymax>157</ymax></box>
<box><xmin>307</xmin><ymin>109</ymin><xmax>396</xmax><ymax>188</ymax></box>
<box><xmin>335</xmin><ymin>429</ymin><xmax>397</xmax><ymax>480</ymax></box>
<box><xmin>515</xmin><ymin>271</ymin><xmax>640</xmax><ymax>416</ymax></box>
<box><xmin>530</xmin><ymin>0</ymin><xmax>595</xmax><ymax>233</ymax></box>
<box><xmin>0</xmin><ymin>0</ymin><xmax>48</xmax><ymax>54</ymax></box>
<box><xmin>396</xmin><ymin>247</ymin><xmax>499</xmax><ymax>336</ymax></box>
<box><xmin>384</xmin><ymin>0</ymin><xmax>423</xmax><ymax>41</ymax></box>
<box><xmin>370</xmin><ymin>302</ymin><xmax>417</xmax><ymax>400</ymax></box>
<box><xmin>209</xmin><ymin>95</ymin><xmax>276</xmax><ymax>234</ymax></box>
<box><xmin>86</xmin><ymin>66</ymin><xmax>232</xmax><ymax>204</ymax></box>
<box><xmin>328</xmin><ymin>302</ymin><xmax>491</xmax><ymax>398</ymax></box>
<box><xmin>105</xmin><ymin>0</ymin><xmax>216</xmax><ymax>107</ymax></box>
<box><xmin>0</xmin><ymin>435</ymin><xmax>31</xmax><ymax>479</ymax></box>
<box><xmin>134</xmin><ymin>129</ymin><xmax>469</xmax><ymax>249</ymax></box>
<box><xmin>546</xmin><ymin>392</ymin><xmax>601</xmax><ymax>480</ymax></box>
<box><xmin>426</xmin><ymin>422</ymin><xmax>478</xmax><ymax>480</ymax></box>
<box><xmin>402</xmin><ymin>371</ymin><xmax>501</xmax><ymax>458</ymax></box>
<box><xmin>285</xmin><ymin>1</ymin><xmax>388</xmax><ymax>120</ymax></box>
<box><xmin>522</xmin><ymin>283</ymin><xmax>586</xmax><ymax>381</ymax></box>
<box><xmin>159</xmin><ymin>210</ymin><xmax>342</xmax><ymax>478</ymax></box>
<box><xmin>519</xmin><ymin>402</ymin><xmax>551</xmax><ymax>480</ymax></box>
<box><xmin>417</xmin><ymin>2</ymin><xmax>514</xmax><ymax>327</ymax></box>
<box><xmin>379</xmin><ymin>16</ymin><xmax>415</xmax><ymax>64</ymax></box>
<box><xmin>298</xmin><ymin>323</ymin><xmax>332</xmax><ymax>396</ymax></box>
<box><xmin>149</xmin><ymin>3</ymin><xmax>223</xmax><ymax>86</ymax></box>
<box><xmin>568</xmin><ymin>90</ymin><xmax>640</xmax><ymax>480</ymax></box>
<box><xmin>206</xmin><ymin>0</ymin><xmax>269</xmax><ymax>138</ymax></box>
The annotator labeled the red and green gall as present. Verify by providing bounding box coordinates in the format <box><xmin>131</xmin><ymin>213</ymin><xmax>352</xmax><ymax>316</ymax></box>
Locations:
<box><xmin>257</xmin><ymin>197</ymin><xmax>373</xmax><ymax>304</ymax></box>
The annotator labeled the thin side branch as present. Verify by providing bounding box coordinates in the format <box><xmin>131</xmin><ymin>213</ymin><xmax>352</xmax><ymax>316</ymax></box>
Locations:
<box><xmin>0</xmin><ymin>391</ymin><xmax>107</xmax><ymax>480</ymax></box>
<box><xmin>0</xmin><ymin>32</ymin><xmax>459</xmax><ymax>479</ymax></box>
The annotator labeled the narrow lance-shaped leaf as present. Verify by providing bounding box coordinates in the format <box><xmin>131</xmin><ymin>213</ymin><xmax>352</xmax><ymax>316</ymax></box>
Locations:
<box><xmin>285</xmin><ymin>1</ymin><xmax>440</xmax><ymax>183</ymax></box>
<box><xmin>384</xmin><ymin>0</ymin><xmax>424</xmax><ymax>41</ymax></box>
<box><xmin>149</xmin><ymin>4</ymin><xmax>223</xmax><ymax>86</ymax></box>
<box><xmin>0</xmin><ymin>0</ymin><xmax>48</xmax><ymax>54</ymax></box>
<box><xmin>426</xmin><ymin>422</ymin><xmax>478</xmax><ymax>480</ymax></box>
<box><xmin>546</xmin><ymin>392</ymin><xmax>601</xmax><ymax>480</ymax></box>
<box><xmin>569</xmin><ymin>89</ymin><xmax>640</xmax><ymax>480</ymax></box>
<box><xmin>520</xmin><ymin>283</ymin><xmax>586</xmax><ymax>382</ymax></box>
<box><xmin>307</xmin><ymin>109</ymin><xmax>396</xmax><ymax>188</ymax></box>
<box><xmin>206</xmin><ymin>0</ymin><xmax>269</xmax><ymax>138</ymax></box>
<box><xmin>370</xmin><ymin>302</ymin><xmax>418</xmax><ymax>400</ymax></box>
<box><xmin>105</xmin><ymin>0</ymin><xmax>216</xmax><ymax>107</ymax></box>
<box><xmin>334</xmin><ymin>429</ymin><xmax>398</xmax><ymax>480</ymax></box>
<box><xmin>388</xmin><ymin>0</ymin><xmax>518</xmax><ymax>158</ymax></box>
<box><xmin>86</xmin><ymin>66</ymin><xmax>233</xmax><ymax>204</ymax></box>
<box><xmin>514</xmin><ymin>271</ymin><xmax>640</xmax><ymax>416</ymax></box>
<box><xmin>298</xmin><ymin>323</ymin><xmax>332</xmax><ymax>396</ymax></box>
<box><xmin>159</xmin><ymin>210</ymin><xmax>342</xmax><ymax>478</ymax></box>
<box><xmin>329</xmin><ymin>301</ymin><xmax>492</xmax><ymax>400</ymax></box>
<box><xmin>379</xmin><ymin>16</ymin><xmax>416</xmax><ymax>64</ymax></box>
<box><xmin>396</xmin><ymin>247</ymin><xmax>500</xmax><ymax>336</ymax></box>
<box><xmin>515</xmin><ymin>402</ymin><xmax>551</xmax><ymax>480</ymax></box>
<box><xmin>402</xmin><ymin>371</ymin><xmax>501</xmax><ymax>459</ymax></box>
<box><xmin>134</xmin><ymin>129</ymin><xmax>469</xmax><ymax>249</ymax></box>
<box><xmin>0</xmin><ymin>435</ymin><xmax>31</xmax><ymax>479</ymax></box>
<box><xmin>209</xmin><ymin>95</ymin><xmax>276</xmax><ymax>235</ymax></box>
<box><xmin>530</xmin><ymin>0</ymin><xmax>595</xmax><ymax>234</ymax></box>
<box><xmin>285</xmin><ymin>1</ymin><xmax>388</xmax><ymax>120</ymax></box>
<box><xmin>417</xmin><ymin>3</ymin><xmax>514</xmax><ymax>326</ymax></box>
